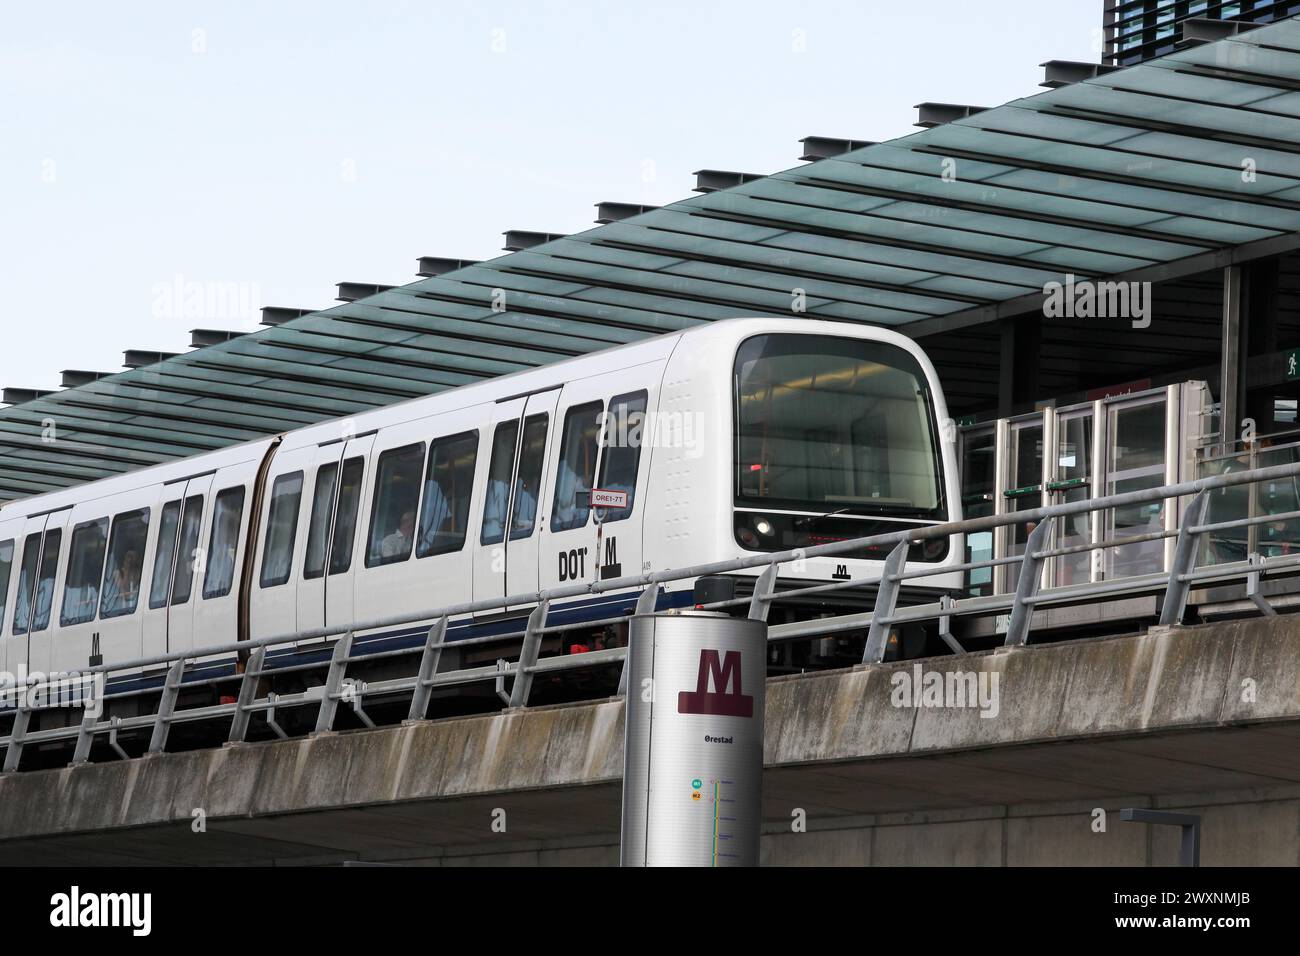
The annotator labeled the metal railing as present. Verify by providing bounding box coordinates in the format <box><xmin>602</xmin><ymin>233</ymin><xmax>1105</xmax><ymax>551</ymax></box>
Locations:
<box><xmin>5</xmin><ymin>458</ymin><xmax>1300</xmax><ymax>773</ymax></box>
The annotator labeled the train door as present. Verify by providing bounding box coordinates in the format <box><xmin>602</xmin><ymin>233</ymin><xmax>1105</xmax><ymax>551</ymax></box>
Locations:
<box><xmin>294</xmin><ymin>433</ymin><xmax>373</xmax><ymax>642</ymax></box>
<box><xmin>142</xmin><ymin>489</ymin><xmax>177</xmax><ymax>658</ymax></box>
<box><xmin>10</xmin><ymin>509</ymin><xmax>62</xmax><ymax>675</ymax></box>
<box><xmin>472</xmin><ymin>398</ymin><xmax>525</xmax><ymax>607</ymax></box>
<box><xmin>188</xmin><ymin>463</ymin><xmax>259</xmax><ymax>653</ymax></box>
<box><xmin>296</xmin><ymin>444</ymin><xmax>342</xmax><ymax>637</ymax></box>
<box><xmin>505</xmin><ymin>390</ymin><xmax>557</xmax><ymax>601</ymax></box>
<box><xmin>250</xmin><ymin>447</ymin><xmax>312</xmax><ymax>639</ymax></box>
<box><xmin>152</xmin><ymin>474</ymin><xmax>213</xmax><ymax>655</ymax></box>
<box><xmin>471</xmin><ymin>394</ymin><xmax>555</xmax><ymax>608</ymax></box>
<box><xmin>323</xmin><ymin>435</ymin><xmax>374</xmax><ymax>633</ymax></box>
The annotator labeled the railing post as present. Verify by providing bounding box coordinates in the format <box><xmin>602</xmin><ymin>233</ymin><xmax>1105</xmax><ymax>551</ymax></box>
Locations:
<box><xmin>266</xmin><ymin>693</ymin><xmax>288</xmax><ymax>739</ymax></box>
<box><xmin>147</xmin><ymin>659</ymin><xmax>186</xmax><ymax>754</ymax></box>
<box><xmin>343</xmin><ymin>680</ymin><xmax>375</xmax><ymax>728</ymax></box>
<box><xmin>315</xmin><ymin>631</ymin><xmax>354</xmax><ymax>733</ymax></box>
<box><xmin>495</xmin><ymin>660</ymin><xmax>512</xmax><ymax>705</ymax></box>
<box><xmin>509</xmin><ymin>599</ymin><xmax>550</xmax><ymax>708</ymax></box>
<box><xmin>1159</xmin><ymin>489</ymin><xmax>1209</xmax><ymax>627</ymax></box>
<box><xmin>617</xmin><ymin>586</ymin><xmax>659</xmax><ymax>696</ymax></box>
<box><xmin>863</xmin><ymin>540</ymin><xmax>910</xmax><ymax>664</ymax></box>
<box><xmin>107</xmin><ymin>716</ymin><xmax>129</xmax><ymax>761</ymax></box>
<box><xmin>1247</xmin><ymin>553</ymin><xmax>1277</xmax><ymax>617</ymax></box>
<box><xmin>2</xmin><ymin>704</ymin><xmax>30</xmax><ymax>773</ymax></box>
<box><xmin>748</xmin><ymin>563</ymin><xmax>779</xmax><ymax>622</ymax></box>
<box><xmin>228</xmin><ymin>645</ymin><xmax>264</xmax><ymax>744</ymax></box>
<box><xmin>406</xmin><ymin>617</ymin><xmax>448</xmax><ymax>722</ymax></box>
<box><xmin>1003</xmin><ymin>518</ymin><xmax>1053</xmax><ymax>647</ymax></box>
<box><xmin>937</xmin><ymin>593</ymin><xmax>963</xmax><ymax>654</ymax></box>
<box><xmin>71</xmin><ymin>710</ymin><xmax>98</xmax><ymax>766</ymax></box>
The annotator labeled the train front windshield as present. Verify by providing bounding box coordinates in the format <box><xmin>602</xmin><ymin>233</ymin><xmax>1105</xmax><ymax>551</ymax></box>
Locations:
<box><xmin>734</xmin><ymin>334</ymin><xmax>945</xmax><ymax>520</ymax></box>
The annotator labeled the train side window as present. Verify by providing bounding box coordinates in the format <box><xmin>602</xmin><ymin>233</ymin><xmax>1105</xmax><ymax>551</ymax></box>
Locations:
<box><xmin>261</xmin><ymin>471</ymin><xmax>304</xmax><ymax>587</ymax></box>
<box><xmin>328</xmin><ymin>458</ymin><xmax>364</xmax><ymax>575</ymax></box>
<box><xmin>596</xmin><ymin>390</ymin><xmax>648</xmax><ymax>523</ymax></box>
<box><xmin>170</xmin><ymin>496</ymin><xmax>204</xmax><ymax>605</ymax></box>
<box><xmin>303</xmin><ymin>463</ymin><xmax>339</xmax><ymax>579</ymax></box>
<box><xmin>99</xmin><ymin>509</ymin><xmax>150</xmax><ymax>618</ymax></box>
<box><xmin>481</xmin><ymin>421</ymin><xmax>520</xmax><ymax>546</ymax></box>
<box><xmin>417</xmin><ymin>431</ymin><xmax>478</xmax><ymax>558</ymax></box>
<box><xmin>61</xmin><ymin>517</ymin><xmax>109</xmax><ymax>626</ymax></box>
<box><xmin>149</xmin><ymin>501</ymin><xmax>182</xmax><ymax>609</ymax></box>
<box><xmin>30</xmin><ymin>529</ymin><xmax>63</xmax><ymax>633</ymax></box>
<box><xmin>203</xmin><ymin>488</ymin><xmax>245</xmax><ymax>599</ymax></box>
<box><xmin>366</xmin><ymin>443</ymin><xmax>425</xmax><ymax>567</ymax></box>
<box><xmin>510</xmin><ymin>415</ymin><xmax>548</xmax><ymax>541</ymax></box>
<box><xmin>11</xmin><ymin>533</ymin><xmax>41</xmax><ymax>636</ymax></box>
<box><xmin>551</xmin><ymin>402</ymin><xmax>603</xmax><ymax>532</ymax></box>
<box><xmin>0</xmin><ymin>539</ymin><xmax>13</xmax><ymax>635</ymax></box>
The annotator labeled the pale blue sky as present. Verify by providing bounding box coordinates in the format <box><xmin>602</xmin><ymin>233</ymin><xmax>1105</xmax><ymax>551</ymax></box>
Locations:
<box><xmin>0</xmin><ymin>1</ymin><xmax>1099</xmax><ymax>392</ymax></box>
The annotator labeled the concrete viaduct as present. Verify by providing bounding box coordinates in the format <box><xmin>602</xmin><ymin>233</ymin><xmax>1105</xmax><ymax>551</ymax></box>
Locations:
<box><xmin>1</xmin><ymin>616</ymin><xmax>1299</xmax><ymax>866</ymax></box>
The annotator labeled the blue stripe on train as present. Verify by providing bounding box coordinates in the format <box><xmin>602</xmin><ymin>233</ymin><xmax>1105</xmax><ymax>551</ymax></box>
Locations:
<box><xmin>96</xmin><ymin>586</ymin><xmax>691</xmax><ymax>699</ymax></box>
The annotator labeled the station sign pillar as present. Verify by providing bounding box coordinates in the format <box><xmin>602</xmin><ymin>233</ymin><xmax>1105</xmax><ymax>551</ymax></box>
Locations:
<box><xmin>620</xmin><ymin>610</ymin><xmax>766</xmax><ymax>866</ymax></box>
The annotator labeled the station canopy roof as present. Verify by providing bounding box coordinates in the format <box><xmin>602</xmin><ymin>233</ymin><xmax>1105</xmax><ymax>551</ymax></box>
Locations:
<box><xmin>5</xmin><ymin>16</ymin><xmax>1300</xmax><ymax>501</ymax></box>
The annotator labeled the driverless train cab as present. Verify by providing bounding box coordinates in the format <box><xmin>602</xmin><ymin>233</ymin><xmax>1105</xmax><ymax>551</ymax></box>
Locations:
<box><xmin>0</xmin><ymin>317</ymin><xmax>961</xmax><ymax>703</ymax></box>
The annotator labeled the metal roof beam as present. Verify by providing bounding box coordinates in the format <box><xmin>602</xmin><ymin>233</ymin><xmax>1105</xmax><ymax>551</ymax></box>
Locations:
<box><xmin>693</xmin><ymin>169</ymin><xmax>765</xmax><ymax>193</ymax></box>
<box><xmin>189</xmin><ymin>329</ymin><xmax>246</xmax><ymax>348</ymax></box>
<box><xmin>914</xmin><ymin>102</ymin><xmax>990</xmax><ymax>128</ymax></box>
<box><xmin>1</xmin><ymin>388</ymin><xmax>54</xmax><ymax>406</ymax></box>
<box><xmin>1040</xmin><ymin>60</ymin><xmax>1121</xmax><ymax>89</ymax></box>
<box><xmin>594</xmin><ymin>202</ymin><xmax>660</xmax><ymax>224</ymax></box>
<box><xmin>502</xmin><ymin>231</ymin><xmax>566</xmax><ymax>251</ymax></box>
<box><xmin>799</xmin><ymin>136</ymin><xmax>875</xmax><ymax>161</ymax></box>
<box><xmin>336</xmin><ymin>282</ymin><xmax>396</xmax><ymax>303</ymax></box>
<box><xmin>260</xmin><ymin>306</ymin><xmax>315</xmax><ymax>326</ymax></box>
<box><xmin>1179</xmin><ymin>17</ymin><xmax>1264</xmax><ymax>47</ymax></box>
<box><xmin>59</xmin><ymin>370</ymin><xmax>113</xmax><ymax>388</ymax></box>
<box><xmin>122</xmin><ymin>350</ymin><xmax>179</xmax><ymax>369</ymax></box>
<box><xmin>416</xmin><ymin>257</ymin><xmax>480</xmax><ymax>277</ymax></box>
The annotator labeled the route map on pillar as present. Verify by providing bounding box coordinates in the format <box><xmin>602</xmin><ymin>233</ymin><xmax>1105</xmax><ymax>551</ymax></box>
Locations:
<box><xmin>702</xmin><ymin>778</ymin><xmax>741</xmax><ymax>866</ymax></box>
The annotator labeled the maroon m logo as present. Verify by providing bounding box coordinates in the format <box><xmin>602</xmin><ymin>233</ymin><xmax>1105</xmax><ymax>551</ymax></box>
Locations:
<box><xmin>678</xmin><ymin>649</ymin><xmax>753</xmax><ymax>717</ymax></box>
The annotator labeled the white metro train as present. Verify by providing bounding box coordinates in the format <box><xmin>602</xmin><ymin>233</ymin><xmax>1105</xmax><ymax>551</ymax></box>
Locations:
<box><xmin>0</xmin><ymin>318</ymin><xmax>961</xmax><ymax>702</ymax></box>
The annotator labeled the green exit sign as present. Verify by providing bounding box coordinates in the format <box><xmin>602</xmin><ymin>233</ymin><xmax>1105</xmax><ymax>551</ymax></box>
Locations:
<box><xmin>1289</xmin><ymin>350</ymin><xmax>1300</xmax><ymax>381</ymax></box>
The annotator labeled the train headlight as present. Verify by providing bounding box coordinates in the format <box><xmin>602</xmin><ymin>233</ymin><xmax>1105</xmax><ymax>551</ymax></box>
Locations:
<box><xmin>754</xmin><ymin>518</ymin><xmax>775</xmax><ymax>537</ymax></box>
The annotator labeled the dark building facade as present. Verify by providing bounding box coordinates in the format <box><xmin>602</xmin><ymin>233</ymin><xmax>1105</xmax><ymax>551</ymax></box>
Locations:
<box><xmin>1105</xmin><ymin>0</ymin><xmax>1300</xmax><ymax>64</ymax></box>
